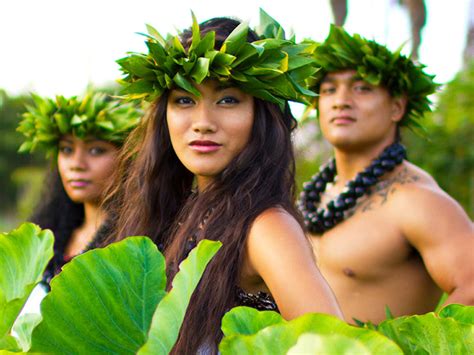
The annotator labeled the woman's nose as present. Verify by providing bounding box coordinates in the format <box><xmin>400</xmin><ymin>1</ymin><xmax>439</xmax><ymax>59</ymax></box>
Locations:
<box><xmin>192</xmin><ymin>103</ymin><xmax>217</xmax><ymax>134</ymax></box>
<box><xmin>69</xmin><ymin>149</ymin><xmax>88</xmax><ymax>171</ymax></box>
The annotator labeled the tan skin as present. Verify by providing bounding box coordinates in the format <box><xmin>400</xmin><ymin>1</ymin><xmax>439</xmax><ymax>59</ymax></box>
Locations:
<box><xmin>57</xmin><ymin>135</ymin><xmax>119</xmax><ymax>258</ymax></box>
<box><xmin>312</xmin><ymin>69</ymin><xmax>474</xmax><ymax>324</ymax></box>
<box><xmin>167</xmin><ymin>80</ymin><xmax>343</xmax><ymax>320</ymax></box>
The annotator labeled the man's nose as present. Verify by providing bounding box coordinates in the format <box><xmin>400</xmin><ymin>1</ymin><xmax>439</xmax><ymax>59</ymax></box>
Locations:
<box><xmin>332</xmin><ymin>86</ymin><xmax>352</xmax><ymax>109</ymax></box>
<box><xmin>192</xmin><ymin>103</ymin><xmax>217</xmax><ymax>134</ymax></box>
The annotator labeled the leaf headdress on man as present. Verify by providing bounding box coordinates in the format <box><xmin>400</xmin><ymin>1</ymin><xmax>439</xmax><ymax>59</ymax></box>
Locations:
<box><xmin>310</xmin><ymin>24</ymin><xmax>439</xmax><ymax>130</ymax></box>
<box><xmin>17</xmin><ymin>91</ymin><xmax>143</xmax><ymax>157</ymax></box>
<box><xmin>116</xmin><ymin>9</ymin><xmax>319</xmax><ymax>109</ymax></box>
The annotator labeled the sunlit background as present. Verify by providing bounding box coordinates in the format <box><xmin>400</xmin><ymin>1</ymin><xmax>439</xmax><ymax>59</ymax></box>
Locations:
<box><xmin>0</xmin><ymin>0</ymin><xmax>470</xmax><ymax>95</ymax></box>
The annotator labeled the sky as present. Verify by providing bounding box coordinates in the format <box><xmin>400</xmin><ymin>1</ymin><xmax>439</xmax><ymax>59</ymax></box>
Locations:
<box><xmin>0</xmin><ymin>0</ymin><xmax>470</xmax><ymax>98</ymax></box>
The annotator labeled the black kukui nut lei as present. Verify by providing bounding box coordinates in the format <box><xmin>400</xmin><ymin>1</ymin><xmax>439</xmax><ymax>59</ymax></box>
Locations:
<box><xmin>298</xmin><ymin>142</ymin><xmax>407</xmax><ymax>235</ymax></box>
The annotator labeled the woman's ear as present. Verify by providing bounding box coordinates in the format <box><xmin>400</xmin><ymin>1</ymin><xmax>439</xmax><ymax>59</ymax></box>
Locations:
<box><xmin>391</xmin><ymin>95</ymin><xmax>408</xmax><ymax>123</ymax></box>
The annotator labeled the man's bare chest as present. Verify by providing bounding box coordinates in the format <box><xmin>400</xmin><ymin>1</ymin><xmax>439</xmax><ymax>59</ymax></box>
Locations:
<box><xmin>311</xmin><ymin>207</ymin><xmax>413</xmax><ymax>280</ymax></box>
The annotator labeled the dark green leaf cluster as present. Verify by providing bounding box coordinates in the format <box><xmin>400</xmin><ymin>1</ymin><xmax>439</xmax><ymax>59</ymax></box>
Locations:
<box><xmin>311</xmin><ymin>24</ymin><xmax>439</xmax><ymax>130</ymax></box>
<box><xmin>17</xmin><ymin>91</ymin><xmax>143</xmax><ymax>157</ymax></box>
<box><xmin>117</xmin><ymin>11</ymin><xmax>318</xmax><ymax>108</ymax></box>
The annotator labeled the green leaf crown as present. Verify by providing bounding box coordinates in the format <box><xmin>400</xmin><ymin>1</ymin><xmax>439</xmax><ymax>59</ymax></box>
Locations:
<box><xmin>311</xmin><ymin>24</ymin><xmax>439</xmax><ymax>129</ymax></box>
<box><xmin>17</xmin><ymin>91</ymin><xmax>143</xmax><ymax>157</ymax></box>
<box><xmin>116</xmin><ymin>10</ymin><xmax>319</xmax><ymax>108</ymax></box>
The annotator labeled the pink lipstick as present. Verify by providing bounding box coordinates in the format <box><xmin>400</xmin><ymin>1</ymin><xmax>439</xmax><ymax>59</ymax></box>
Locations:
<box><xmin>68</xmin><ymin>180</ymin><xmax>91</xmax><ymax>188</ymax></box>
<box><xmin>189</xmin><ymin>140</ymin><xmax>222</xmax><ymax>153</ymax></box>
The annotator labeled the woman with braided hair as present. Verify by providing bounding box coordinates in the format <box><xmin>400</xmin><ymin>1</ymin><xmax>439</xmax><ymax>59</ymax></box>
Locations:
<box><xmin>18</xmin><ymin>91</ymin><xmax>142</xmax><ymax>288</ymax></box>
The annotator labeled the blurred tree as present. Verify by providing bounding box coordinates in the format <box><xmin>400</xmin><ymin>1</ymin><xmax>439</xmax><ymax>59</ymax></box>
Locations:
<box><xmin>399</xmin><ymin>0</ymin><xmax>426</xmax><ymax>61</ymax></box>
<box><xmin>464</xmin><ymin>0</ymin><xmax>474</xmax><ymax>65</ymax></box>
<box><xmin>330</xmin><ymin>0</ymin><xmax>347</xmax><ymax>26</ymax></box>
<box><xmin>404</xmin><ymin>60</ymin><xmax>474</xmax><ymax>217</ymax></box>
<box><xmin>328</xmin><ymin>0</ymin><xmax>426</xmax><ymax>60</ymax></box>
<box><xmin>0</xmin><ymin>90</ymin><xmax>45</xmax><ymax>224</ymax></box>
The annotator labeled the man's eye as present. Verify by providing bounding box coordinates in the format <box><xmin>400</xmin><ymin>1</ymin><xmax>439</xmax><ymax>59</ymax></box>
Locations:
<box><xmin>218</xmin><ymin>96</ymin><xmax>239</xmax><ymax>104</ymax></box>
<box><xmin>354</xmin><ymin>84</ymin><xmax>372</xmax><ymax>92</ymax></box>
<box><xmin>320</xmin><ymin>86</ymin><xmax>336</xmax><ymax>94</ymax></box>
<box><xmin>59</xmin><ymin>146</ymin><xmax>73</xmax><ymax>155</ymax></box>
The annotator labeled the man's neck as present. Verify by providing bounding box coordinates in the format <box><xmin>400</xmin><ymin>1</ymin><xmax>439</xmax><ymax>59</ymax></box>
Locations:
<box><xmin>334</xmin><ymin>140</ymin><xmax>397</xmax><ymax>186</ymax></box>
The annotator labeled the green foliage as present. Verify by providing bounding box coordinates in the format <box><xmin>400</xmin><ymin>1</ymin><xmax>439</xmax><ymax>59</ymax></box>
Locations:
<box><xmin>405</xmin><ymin>60</ymin><xmax>474</xmax><ymax>217</ymax></box>
<box><xmin>219</xmin><ymin>308</ymin><xmax>402</xmax><ymax>354</ymax></box>
<box><xmin>117</xmin><ymin>9</ymin><xmax>318</xmax><ymax>108</ymax></box>
<box><xmin>0</xmin><ymin>90</ymin><xmax>44</xmax><ymax>217</ymax></box>
<box><xmin>30</xmin><ymin>237</ymin><xmax>167</xmax><ymax>353</ymax></box>
<box><xmin>287</xmin><ymin>333</ymin><xmax>371</xmax><ymax>354</ymax></box>
<box><xmin>17</xmin><ymin>91</ymin><xmax>143</xmax><ymax>157</ymax></box>
<box><xmin>10</xmin><ymin>167</ymin><xmax>45</xmax><ymax>223</ymax></box>
<box><xmin>11</xmin><ymin>314</ymin><xmax>41</xmax><ymax>352</ymax></box>
<box><xmin>138</xmin><ymin>239</ymin><xmax>222</xmax><ymax>354</ymax></box>
<box><xmin>0</xmin><ymin>223</ymin><xmax>53</xmax><ymax>350</ymax></box>
<box><xmin>221</xmin><ymin>305</ymin><xmax>474</xmax><ymax>355</ymax></box>
<box><xmin>221</xmin><ymin>306</ymin><xmax>285</xmax><ymax>337</ymax></box>
<box><xmin>0</xmin><ymin>223</ymin><xmax>221</xmax><ymax>353</ymax></box>
<box><xmin>29</xmin><ymin>238</ymin><xmax>221</xmax><ymax>354</ymax></box>
<box><xmin>378</xmin><ymin>308</ymin><xmax>474</xmax><ymax>354</ymax></box>
<box><xmin>1</xmin><ymin>223</ymin><xmax>472</xmax><ymax>354</ymax></box>
<box><xmin>439</xmin><ymin>303</ymin><xmax>474</xmax><ymax>325</ymax></box>
<box><xmin>311</xmin><ymin>25</ymin><xmax>438</xmax><ymax>130</ymax></box>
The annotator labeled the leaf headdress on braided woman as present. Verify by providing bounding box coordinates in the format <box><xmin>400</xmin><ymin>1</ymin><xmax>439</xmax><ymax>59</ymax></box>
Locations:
<box><xmin>17</xmin><ymin>91</ymin><xmax>143</xmax><ymax>157</ymax></box>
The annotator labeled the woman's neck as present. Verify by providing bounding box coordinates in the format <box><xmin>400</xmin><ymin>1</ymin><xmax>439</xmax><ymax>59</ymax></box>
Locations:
<box><xmin>82</xmin><ymin>201</ymin><xmax>106</xmax><ymax>233</ymax></box>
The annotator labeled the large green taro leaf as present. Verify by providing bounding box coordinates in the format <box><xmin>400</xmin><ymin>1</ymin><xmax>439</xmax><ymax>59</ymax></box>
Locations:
<box><xmin>439</xmin><ymin>304</ymin><xmax>474</xmax><ymax>325</ymax></box>
<box><xmin>219</xmin><ymin>312</ymin><xmax>402</xmax><ymax>355</ymax></box>
<box><xmin>287</xmin><ymin>333</ymin><xmax>371</xmax><ymax>355</ymax></box>
<box><xmin>378</xmin><ymin>312</ymin><xmax>474</xmax><ymax>354</ymax></box>
<box><xmin>11</xmin><ymin>313</ymin><xmax>42</xmax><ymax>351</ymax></box>
<box><xmin>221</xmin><ymin>306</ymin><xmax>285</xmax><ymax>337</ymax></box>
<box><xmin>0</xmin><ymin>223</ymin><xmax>53</xmax><ymax>347</ymax></box>
<box><xmin>138</xmin><ymin>239</ymin><xmax>222</xmax><ymax>355</ymax></box>
<box><xmin>30</xmin><ymin>236</ymin><xmax>167</xmax><ymax>353</ymax></box>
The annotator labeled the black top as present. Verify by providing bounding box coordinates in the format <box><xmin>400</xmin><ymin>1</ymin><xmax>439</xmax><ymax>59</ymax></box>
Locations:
<box><xmin>236</xmin><ymin>287</ymin><xmax>279</xmax><ymax>312</ymax></box>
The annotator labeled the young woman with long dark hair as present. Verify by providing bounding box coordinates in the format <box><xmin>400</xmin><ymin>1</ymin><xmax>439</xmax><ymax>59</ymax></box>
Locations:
<box><xmin>18</xmin><ymin>92</ymin><xmax>141</xmax><ymax>287</ymax></box>
<box><xmin>106</xmin><ymin>14</ymin><xmax>342</xmax><ymax>353</ymax></box>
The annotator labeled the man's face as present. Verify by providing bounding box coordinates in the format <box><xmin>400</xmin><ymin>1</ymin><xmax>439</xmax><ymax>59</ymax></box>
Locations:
<box><xmin>318</xmin><ymin>69</ymin><xmax>406</xmax><ymax>151</ymax></box>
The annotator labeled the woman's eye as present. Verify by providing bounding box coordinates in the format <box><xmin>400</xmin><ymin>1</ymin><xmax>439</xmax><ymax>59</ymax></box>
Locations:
<box><xmin>89</xmin><ymin>147</ymin><xmax>106</xmax><ymax>156</ymax></box>
<box><xmin>59</xmin><ymin>146</ymin><xmax>73</xmax><ymax>155</ymax></box>
<box><xmin>218</xmin><ymin>96</ymin><xmax>239</xmax><ymax>104</ymax></box>
<box><xmin>175</xmin><ymin>96</ymin><xmax>195</xmax><ymax>105</ymax></box>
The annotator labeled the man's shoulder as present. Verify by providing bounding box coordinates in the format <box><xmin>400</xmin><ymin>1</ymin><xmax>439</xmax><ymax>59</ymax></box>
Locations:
<box><xmin>387</xmin><ymin>161</ymin><xmax>450</xmax><ymax>205</ymax></box>
<box><xmin>361</xmin><ymin>161</ymin><xmax>439</xmax><ymax>212</ymax></box>
<box><xmin>386</xmin><ymin>162</ymin><xmax>472</xmax><ymax>234</ymax></box>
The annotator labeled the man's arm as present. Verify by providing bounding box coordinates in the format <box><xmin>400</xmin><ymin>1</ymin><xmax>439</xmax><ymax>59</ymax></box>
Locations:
<box><xmin>395</xmin><ymin>184</ymin><xmax>474</xmax><ymax>305</ymax></box>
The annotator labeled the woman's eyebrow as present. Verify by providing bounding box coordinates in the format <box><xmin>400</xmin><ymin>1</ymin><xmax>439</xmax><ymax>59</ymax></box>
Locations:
<box><xmin>215</xmin><ymin>83</ymin><xmax>236</xmax><ymax>91</ymax></box>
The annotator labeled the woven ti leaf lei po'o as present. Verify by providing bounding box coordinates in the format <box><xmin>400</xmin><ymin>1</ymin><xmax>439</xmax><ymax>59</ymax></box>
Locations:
<box><xmin>310</xmin><ymin>24</ymin><xmax>439</xmax><ymax>131</ymax></box>
<box><xmin>17</xmin><ymin>92</ymin><xmax>143</xmax><ymax>157</ymax></box>
<box><xmin>116</xmin><ymin>10</ymin><xmax>319</xmax><ymax>108</ymax></box>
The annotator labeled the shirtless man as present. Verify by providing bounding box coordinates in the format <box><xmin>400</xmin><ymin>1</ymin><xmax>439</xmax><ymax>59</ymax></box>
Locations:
<box><xmin>299</xmin><ymin>25</ymin><xmax>474</xmax><ymax>324</ymax></box>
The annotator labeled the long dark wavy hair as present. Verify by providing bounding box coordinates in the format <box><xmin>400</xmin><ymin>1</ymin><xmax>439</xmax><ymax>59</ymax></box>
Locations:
<box><xmin>103</xmin><ymin>17</ymin><xmax>301</xmax><ymax>353</ymax></box>
<box><xmin>30</xmin><ymin>166</ymin><xmax>84</xmax><ymax>285</ymax></box>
